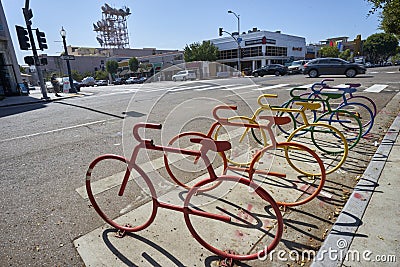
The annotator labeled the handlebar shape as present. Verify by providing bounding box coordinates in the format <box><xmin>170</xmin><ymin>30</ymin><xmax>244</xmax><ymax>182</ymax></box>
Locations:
<box><xmin>212</xmin><ymin>105</ymin><xmax>237</xmax><ymax>123</ymax></box>
<box><xmin>289</xmin><ymin>87</ymin><xmax>308</xmax><ymax>98</ymax></box>
<box><xmin>133</xmin><ymin>123</ymin><xmax>162</xmax><ymax>143</ymax></box>
<box><xmin>257</xmin><ymin>94</ymin><xmax>277</xmax><ymax>108</ymax></box>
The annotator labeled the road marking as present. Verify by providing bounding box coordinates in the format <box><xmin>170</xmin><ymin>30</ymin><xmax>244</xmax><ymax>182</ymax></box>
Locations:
<box><xmin>253</xmin><ymin>84</ymin><xmax>290</xmax><ymax>91</ymax></box>
<box><xmin>364</xmin><ymin>84</ymin><xmax>388</xmax><ymax>93</ymax></box>
<box><xmin>195</xmin><ymin>84</ymin><xmax>236</xmax><ymax>91</ymax></box>
<box><xmin>167</xmin><ymin>84</ymin><xmax>210</xmax><ymax>92</ymax></box>
<box><xmin>0</xmin><ymin>120</ymin><xmax>108</xmax><ymax>143</ymax></box>
<box><xmin>222</xmin><ymin>84</ymin><xmax>259</xmax><ymax>91</ymax></box>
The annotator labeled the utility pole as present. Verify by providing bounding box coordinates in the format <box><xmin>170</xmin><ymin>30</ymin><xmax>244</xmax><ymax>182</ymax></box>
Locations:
<box><xmin>22</xmin><ymin>0</ymin><xmax>49</xmax><ymax>99</ymax></box>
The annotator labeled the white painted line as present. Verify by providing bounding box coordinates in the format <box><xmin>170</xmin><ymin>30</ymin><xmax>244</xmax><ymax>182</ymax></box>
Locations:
<box><xmin>168</xmin><ymin>84</ymin><xmax>210</xmax><ymax>92</ymax></box>
<box><xmin>0</xmin><ymin>120</ymin><xmax>108</xmax><ymax>143</ymax></box>
<box><xmin>222</xmin><ymin>84</ymin><xmax>259</xmax><ymax>91</ymax></box>
<box><xmin>364</xmin><ymin>84</ymin><xmax>388</xmax><ymax>93</ymax></box>
<box><xmin>253</xmin><ymin>84</ymin><xmax>290</xmax><ymax>91</ymax></box>
<box><xmin>196</xmin><ymin>84</ymin><xmax>238</xmax><ymax>91</ymax></box>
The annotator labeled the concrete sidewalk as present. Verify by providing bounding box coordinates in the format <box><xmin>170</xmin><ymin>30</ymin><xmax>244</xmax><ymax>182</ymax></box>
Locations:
<box><xmin>0</xmin><ymin>87</ymin><xmax>87</xmax><ymax>107</ymax></box>
<box><xmin>312</xmin><ymin>114</ymin><xmax>400</xmax><ymax>266</ymax></box>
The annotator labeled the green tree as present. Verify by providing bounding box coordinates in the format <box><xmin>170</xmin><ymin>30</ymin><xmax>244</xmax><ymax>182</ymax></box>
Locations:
<box><xmin>363</xmin><ymin>33</ymin><xmax>398</xmax><ymax>63</ymax></box>
<box><xmin>94</xmin><ymin>70</ymin><xmax>108</xmax><ymax>80</ymax></box>
<box><xmin>71</xmin><ymin>70</ymin><xmax>83</xmax><ymax>81</ymax></box>
<box><xmin>128</xmin><ymin>57</ymin><xmax>139</xmax><ymax>73</ymax></box>
<box><xmin>184</xmin><ymin>40</ymin><xmax>219</xmax><ymax>62</ymax></box>
<box><xmin>319</xmin><ymin>46</ymin><xmax>339</xmax><ymax>58</ymax></box>
<box><xmin>19</xmin><ymin>66</ymin><xmax>26</xmax><ymax>74</ymax></box>
<box><xmin>339</xmin><ymin>49</ymin><xmax>352</xmax><ymax>61</ymax></box>
<box><xmin>106</xmin><ymin>60</ymin><xmax>119</xmax><ymax>78</ymax></box>
<box><xmin>367</xmin><ymin>0</ymin><xmax>400</xmax><ymax>36</ymax></box>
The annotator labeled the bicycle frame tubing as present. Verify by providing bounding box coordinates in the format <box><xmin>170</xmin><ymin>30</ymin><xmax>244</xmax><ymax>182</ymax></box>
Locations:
<box><xmin>211</xmin><ymin>105</ymin><xmax>287</xmax><ymax>149</ymax></box>
<box><xmin>257</xmin><ymin>94</ymin><xmax>321</xmax><ymax>127</ymax></box>
<box><xmin>118</xmin><ymin>122</ymin><xmax>231</xmax><ymax>223</ymax></box>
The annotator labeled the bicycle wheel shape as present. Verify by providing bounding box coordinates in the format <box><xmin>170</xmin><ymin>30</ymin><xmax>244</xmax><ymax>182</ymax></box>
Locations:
<box><xmin>248</xmin><ymin>142</ymin><xmax>326</xmax><ymax>207</ymax></box>
<box><xmin>213</xmin><ymin>116</ymin><xmax>267</xmax><ymax>167</ymax></box>
<box><xmin>86</xmin><ymin>154</ymin><xmax>158</xmax><ymax>232</ymax></box>
<box><xmin>335</xmin><ymin>102</ymin><xmax>374</xmax><ymax>137</ymax></box>
<box><xmin>347</xmin><ymin>95</ymin><xmax>377</xmax><ymax>118</ymax></box>
<box><xmin>286</xmin><ymin>123</ymin><xmax>348</xmax><ymax>175</ymax></box>
<box><xmin>163</xmin><ymin>132</ymin><xmax>227</xmax><ymax>190</ymax></box>
<box><xmin>183</xmin><ymin>175</ymin><xmax>283</xmax><ymax>261</ymax></box>
<box><xmin>316</xmin><ymin>109</ymin><xmax>362</xmax><ymax>149</ymax></box>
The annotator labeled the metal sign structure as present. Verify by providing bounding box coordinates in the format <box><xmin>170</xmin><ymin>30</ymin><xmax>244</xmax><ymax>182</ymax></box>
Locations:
<box><xmin>93</xmin><ymin>4</ymin><xmax>131</xmax><ymax>49</ymax></box>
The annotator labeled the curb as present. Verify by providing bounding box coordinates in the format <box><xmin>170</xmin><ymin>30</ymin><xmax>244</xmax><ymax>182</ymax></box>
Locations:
<box><xmin>0</xmin><ymin>93</ymin><xmax>84</xmax><ymax>108</ymax></box>
<box><xmin>311</xmin><ymin>113</ymin><xmax>400</xmax><ymax>267</ymax></box>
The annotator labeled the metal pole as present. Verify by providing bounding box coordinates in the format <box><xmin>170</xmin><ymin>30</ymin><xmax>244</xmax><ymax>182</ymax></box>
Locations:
<box><xmin>228</xmin><ymin>10</ymin><xmax>241</xmax><ymax>74</ymax></box>
<box><xmin>61</xmin><ymin>32</ymin><xmax>76</xmax><ymax>93</ymax></box>
<box><xmin>23</xmin><ymin>6</ymin><xmax>49</xmax><ymax>99</ymax></box>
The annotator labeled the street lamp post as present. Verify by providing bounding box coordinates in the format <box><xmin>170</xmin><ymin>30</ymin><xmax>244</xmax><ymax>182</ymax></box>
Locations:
<box><xmin>60</xmin><ymin>27</ymin><xmax>76</xmax><ymax>93</ymax></box>
<box><xmin>228</xmin><ymin>10</ymin><xmax>241</xmax><ymax>74</ymax></box>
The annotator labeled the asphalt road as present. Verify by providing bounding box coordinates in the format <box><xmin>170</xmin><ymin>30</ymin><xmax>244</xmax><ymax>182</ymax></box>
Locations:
<box><xmin>0</xmin><ymin>66</ymin><xmax>399</xmax><ymax>266</ymax></box>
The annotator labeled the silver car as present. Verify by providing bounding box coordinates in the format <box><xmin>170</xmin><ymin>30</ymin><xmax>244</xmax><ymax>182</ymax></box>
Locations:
<box><xmin>172</xmin><ymin>70</ymin><xmax>196</xmax><ymax>81</ymax></box>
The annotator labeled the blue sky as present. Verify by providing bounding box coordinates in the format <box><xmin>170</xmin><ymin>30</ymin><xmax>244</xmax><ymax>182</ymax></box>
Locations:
<box><xmin>3</xmin><ymin>0</ymin><xmax>381</xmax><ymax>64</ymax></box>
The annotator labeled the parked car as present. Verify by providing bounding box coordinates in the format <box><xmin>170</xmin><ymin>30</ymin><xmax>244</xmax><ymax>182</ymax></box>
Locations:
<box><xmin>172</xmin><ymin>70</ymin><xmax>196</xmax><ymax>81</ymax></box>
<box><xmin>95</xmin><ymin>80</ymin><xmax>108</xmax><ymax>86</ymax></box>
<box><xmin>112</xmin><ymin>78</ymin><xmax>125</xmax><ymax>85</ymax></box>
<box><xmin>82</xmin><ymin>76</ymin><xmax>95</xmax><ymax>87</ymax></box>
<box><xmin>303</xmin><ymin>58</ymin><xmax>366</xmax><ymax>78</ymax></box>
<box><xmin>252</xmin><ymin>64</ymin><xmax>288</xmax><ymax>77</ymax></box>
<box><xmin>125</xmin><ymin>77</ymin><xmax>138</xmax><ymax>84</ymax></box>
<box><xmin>288</xmin><ymin>60</ymin><xmax>309</xmax><ymax>74</ymax></box>
<box><xmin>135</xmin><ymin>77</ymin><xmax>147</xmax><ymax>84</ymax></box>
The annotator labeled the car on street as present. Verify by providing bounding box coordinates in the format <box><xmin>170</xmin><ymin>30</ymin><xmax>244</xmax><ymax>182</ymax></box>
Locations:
<box><xmin>288</xmin><ymin>60</ymin><xmax>309</xmax><ymax>74</ymax></box>
<box><xmin>112</xmin><ymin>77</ymin><xmax>125</xmax><ymax>85</ymax></box>
<box><xmin>303</xmin><ymin>58</ymin><xmax>366</xmax><ymax>78</ymax></box>
<box><xmin>172</xmin><ymin>70</ymin><xmax>196</xmax><ymax>81</ymax></box>
<box><xmin>125</xmin><ymin>77</ymin><xmax>138</xmax><ymax>84</ymax></box>
<box><xmin>252</xmin><ymin>64</ymin><xmax>288</xmax><ymax>77</ymax></box>
<box><xmin>95</xmin><ymin>80</ymin><xmax>108</xmax><ymax>86</ymax></box>
<box><xmin>135</xmin><ymin>77</ymin><xmax>147</xmax><ymax>84</ymax></box>
<box><xmin>82</xmin><ymin>76</ymin><xmax>95</xmax><ymax>87</ymax></box>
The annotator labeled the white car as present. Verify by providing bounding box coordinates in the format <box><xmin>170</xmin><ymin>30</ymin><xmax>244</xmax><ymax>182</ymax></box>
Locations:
<box><xmin>82</xmin><ymin>76</ymin><xmax>95</xmax><ymax>87</ymax></box>
<box><xmin>172</xmin><ymin>70</ymin><xmax>196</xmax><ymax>81</ymax></box>
<box><xmin>288</xmin><ymin>60</ymin><xmax>309</xmax><ymax>74</ymax></box>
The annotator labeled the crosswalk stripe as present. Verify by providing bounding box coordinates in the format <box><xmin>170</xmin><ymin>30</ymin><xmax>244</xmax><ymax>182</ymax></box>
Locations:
<box><xmin>364</xmin><ymin>84</ymin><xmax>388</xmax><ymax>93</ymax></box>
<box><xmin>253</xmin><ymin>84</ymin><xmax>290</xmax><ymax>91</ymax></box>
<box><xmin>217</xmin><ymin>84</ymin><xmax>259</xmax><ymax>91</ymax></box>
<box><xmin>196</xmin><ymin>84</ymin><xmax>242</xmax><ymax>91</ymax></box>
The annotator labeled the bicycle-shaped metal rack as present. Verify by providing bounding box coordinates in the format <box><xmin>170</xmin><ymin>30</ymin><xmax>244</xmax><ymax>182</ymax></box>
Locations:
<box><xmin>86</xmin><ymin>123</ymin><xmax>284</xmax><ymax>261</ymax></box>
<box><xmin>164</xmin><ymin>105</ymin><xmax>327</xmax><ymax>207</ymax></box>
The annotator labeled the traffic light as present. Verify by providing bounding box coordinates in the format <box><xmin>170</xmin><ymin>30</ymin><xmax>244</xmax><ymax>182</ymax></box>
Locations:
<box><xmin>36</xmin><ymin>30</ymin><xmax>48</xmax><ymax>50</ymax></box>
<box><xmin>24</xmin><ymin>56</ymin><xmax>34</xmax><ymax>66</ymax></box>
<box><xmin>15</xmin><ymin>25</ymin><xmax>30</xmax><ymax>50</ymax></box>
<box><xmin>219</xmin><ymin>27</ymin><xmax>223</xmax><ymax>36</ymax></box>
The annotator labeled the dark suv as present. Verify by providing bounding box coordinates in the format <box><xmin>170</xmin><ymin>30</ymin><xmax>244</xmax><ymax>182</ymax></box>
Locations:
<box><xmin>303</xmin><ymin>58</ymin><xmax>366</xmax><ymax>78</ymax></box>
<box><xmin>252</xmin><ymin>64</ymin><xmax>288</xmax><ymax>77</ymax></box>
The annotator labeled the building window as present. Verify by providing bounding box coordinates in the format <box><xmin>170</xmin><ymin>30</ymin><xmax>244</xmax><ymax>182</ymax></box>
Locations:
<box><xmin>265</xmin><ymin>46</ymin><xmax>287</xmax><ymax>57</ymax></box>
<box><xmin>218</xmin><ymin>49</ymin><xmax>238</xmax><ymax>60</ymax></box>
<box><xmin>242</xmin><ymin>46</ymin><xmax>262</xmax><ymax>58</ymax></box>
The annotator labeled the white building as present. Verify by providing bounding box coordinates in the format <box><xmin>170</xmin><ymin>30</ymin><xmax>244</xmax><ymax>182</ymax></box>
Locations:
<box><xmin>210</xmin><ymin>28</ymin><xmax>306</xmax><ymax>72</ymax></box>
